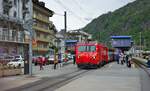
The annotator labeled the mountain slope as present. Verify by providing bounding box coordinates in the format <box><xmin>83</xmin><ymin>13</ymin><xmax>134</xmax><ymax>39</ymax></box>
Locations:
<box><xmin>82</xmin><ymin>0</ymin><xmax>150</xmax><ymax>50</ymax></box>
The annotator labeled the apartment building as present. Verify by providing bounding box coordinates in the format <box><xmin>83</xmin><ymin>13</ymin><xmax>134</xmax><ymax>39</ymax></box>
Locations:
<box><xmin>0</xmin><ymin>0</ymin><xmax>30</xmax><ymax>57</ymax></box>
<box><xmin>32</xmin><ymin>0</ymin><xmax>56</xmax><ymax>56</ymax></box>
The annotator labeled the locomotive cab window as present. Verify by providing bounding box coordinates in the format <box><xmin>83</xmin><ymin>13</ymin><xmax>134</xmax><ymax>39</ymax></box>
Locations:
<box><xmin>89</xmin><ymin>46</ymin><xmax>96</xmax><ymax>52</ymax></box>
<box><xmin>78</xmin><ymin>46</ymin><xmax>86</xmax><ymax>52</ymax></box>
<box><xmin>78</xmin><ymin>45</ymin><xmax>96</xmax><ymax>52</ymax></box>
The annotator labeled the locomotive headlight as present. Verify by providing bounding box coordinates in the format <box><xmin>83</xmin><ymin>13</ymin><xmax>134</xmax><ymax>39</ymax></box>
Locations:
<box><xmin>93</xmin><ymin>56</ymin><xmax>96</xmax><ymax>59</ymax></box>
<box><xmin>78</xmin><ymin>55</ymin><xmax>80</xmax><ymax>58</ymax></box>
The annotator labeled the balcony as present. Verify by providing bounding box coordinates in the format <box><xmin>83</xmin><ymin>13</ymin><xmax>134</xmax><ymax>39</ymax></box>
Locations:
<box><xmin>33</xmin><ymin>15</ymin><xmax>50</xmax><ymax>24</ymax></box>
<box><xmin>0</xmin><ymin>34</ymin><xmax>28</xmax><ymax>44</ymax></box>
<box><xmin>33</xmin><ymin>47</ymin><xmax>49</xmax><ymax>51</ymax></box>
<box><xmin>36</xmin><ymin>37</ymin><xmax>50</xmax><ymax>43</ymax></box>
<box><xmin>33</xmin><ymin>26</ymin><xmax>51</xmax><ymax>33</ymax></box>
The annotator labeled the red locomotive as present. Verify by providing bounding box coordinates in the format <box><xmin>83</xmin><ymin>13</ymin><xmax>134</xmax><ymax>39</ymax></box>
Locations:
<box><xmin>75</xmin><ymin>42</ymin><xmax>108</xmax><ymax>68</ymax></box>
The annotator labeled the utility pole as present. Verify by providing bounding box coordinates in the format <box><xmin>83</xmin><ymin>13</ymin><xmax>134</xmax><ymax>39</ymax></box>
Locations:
<box><xmin>140</xmin><ymin>32</ymin><xmax>142</xmax><ymax>56</ymax></box>
<box><xmin>29</xmin><ymin>0</ymin><xmax>33</xmax><ymax>76</ymax></box>
<box><xmin>64</xmin><ymin>11</ymin><xmax>67</xmax><ymax>51</ymax></box>
<box><xmin>64</xmin><ymin>11</ymin><xmax>67</xmax><ymax>33</ymax></box>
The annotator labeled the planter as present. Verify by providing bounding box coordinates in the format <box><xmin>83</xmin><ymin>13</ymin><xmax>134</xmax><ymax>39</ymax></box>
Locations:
<box><xmin>3</xmin><ymin>69</ymin><xmax>22</xmax><ymax>76</ymax></box>
<box><xmin>0</xmin><ymin>70</ymin><xmax>2</xmax><ymax>77</ymax></box>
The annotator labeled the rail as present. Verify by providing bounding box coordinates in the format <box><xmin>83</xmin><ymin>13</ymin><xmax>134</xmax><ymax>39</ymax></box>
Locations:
<box><xmin>132</xmin><ymin>57</ymin><xmax>150</xmax><ymax>77</ymax></box>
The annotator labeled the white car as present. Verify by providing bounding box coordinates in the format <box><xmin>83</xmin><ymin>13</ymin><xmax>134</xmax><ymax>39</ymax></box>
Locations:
<box><xmin>14</xmin><ymin>55</ymin><xmax>24</xmax><ymax>60</ymax></box>
<box><xmin>48</xmin><ymin>55</ymin><xmax>54</xmax><ymax>64</ymax></box>
<box><xmin>7</xmin><ymin>59</ymin><xmax>24</xmax><ymax>68</ymax></box>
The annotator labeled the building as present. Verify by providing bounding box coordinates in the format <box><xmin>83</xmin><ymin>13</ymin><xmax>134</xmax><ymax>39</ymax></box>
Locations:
<box><xmin>59</xmin><ymin>29</ymin><xmax>92</xmax><ymax>53</ymax></box>
<box><xmin>32</xmin><ymin>0</ymin><xmax>56</xmax><ymax>56</ymax></box>
<box><xmin>67</xmin><ymin>30</ymin><xmax>92</xmax><ymax>42</ymax></box>
<box><xmin>0</xmin><ymin>0</ymin><xmax>30</xmax><ymax>57</ymax></box>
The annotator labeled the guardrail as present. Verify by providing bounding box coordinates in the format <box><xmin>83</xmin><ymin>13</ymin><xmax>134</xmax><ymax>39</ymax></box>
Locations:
<box><xmin>131</xmin><ymin>57</ymin><xmax>150</xmax><ymax>77</ymax></box>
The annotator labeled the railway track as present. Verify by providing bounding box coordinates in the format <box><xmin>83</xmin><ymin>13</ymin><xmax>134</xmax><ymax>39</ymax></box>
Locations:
<box><xmin>6</xmin><ymin>69</ymin><xmax>91</xmax><ymax>91</ymax></box>
<box><xmin>132</xmin><ymin>60</ymin><xmax>150</xmax><ymax>77</ymax></box>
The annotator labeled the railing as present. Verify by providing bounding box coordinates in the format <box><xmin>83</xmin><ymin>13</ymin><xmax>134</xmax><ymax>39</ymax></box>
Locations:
<box><xmin>33</xmin><ymin>26</ymin><xmax>51</xmax><ymax>33</ymax></box>
<box><xmin>33</xmin><ymin>15</ymin><xmax>50</xmax><ymax>24</ymax></box>
<box><xmin>33</xmin><ymin>47</ymin><xmax>49</xmax><ymax>51</ymax></box>
<box><xmin>0</xmin><ymin>34</ymin><xmax>28</xmax><ymax>44</ymax></box>
<box><xmin>132</xmin><ymin>57</ymin><xmax>150</xmax><ymax>76</ymax></box>
<box><xmin>36</xmin><ymin>37</ymin><xmax>50</xmax><ymax>42</ymax></box>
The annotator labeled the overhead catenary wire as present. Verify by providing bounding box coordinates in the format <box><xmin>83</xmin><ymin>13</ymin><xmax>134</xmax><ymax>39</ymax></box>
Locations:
<box><xmin>73</xmin><ymin>0</ymin><xmax>91</xmax><ymax>16</ymax></box>
<box><xmin>73</xmin><ymin>0</ymin><xmax>94</xmax><ymax>21</ymax></box>
<box><xmin>54</xmin><ymin>12</ymin><xmax>64</xmax><ymax>16</ymax></box>
<box><xmin>54</xmin><ymin>0</ymin><xmax>88</xmax><ymax>23</ymax></box>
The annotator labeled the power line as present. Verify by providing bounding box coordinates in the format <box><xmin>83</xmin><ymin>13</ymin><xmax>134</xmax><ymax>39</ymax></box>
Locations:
<box><xmin>73</xmin><ymin>0</ymin><xmax>90</xmax><ymax>15</ymax></box>
<box><xmin>54</xmin><ymin>12</ymin><xmax>64</xmax><ymax>16</ymax></box>
<box><xmin>54</xmin><ymin>0</ymin><xmax>88</xmax><ymax>23</ymax></box>
<box><xmin>73</xmin><ymin>0</ymin><xmax>94</xmax><ymax>21</ymax></box>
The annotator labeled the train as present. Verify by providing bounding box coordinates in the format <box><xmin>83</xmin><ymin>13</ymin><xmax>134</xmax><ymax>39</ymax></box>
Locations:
<box><xmin>75</xmin><ymin>42</ymin><xmax>109</xmax><ymax>68</ymax></box>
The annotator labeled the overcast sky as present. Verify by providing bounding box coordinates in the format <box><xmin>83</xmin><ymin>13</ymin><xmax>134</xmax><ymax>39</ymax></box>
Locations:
<box><xmin>39</xmin><ymin>0</ymin><xmax>135</xmax><ymax>31</ymax></box>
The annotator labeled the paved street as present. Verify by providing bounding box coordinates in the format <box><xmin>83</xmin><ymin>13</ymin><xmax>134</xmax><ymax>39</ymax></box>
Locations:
<box><xmin>0</xmin><ymin>62</ymin><xmax>150</xmax><ymax>91</ymax></box>
<box><xmin>32</xmin><ymin>61</ymin><xmax>78</xmax><ymax>77</ymax></box>
<box><xmin>55</xmin><ymin>62</ymin><xmax>142</xmax><ymax>91</ymax></box>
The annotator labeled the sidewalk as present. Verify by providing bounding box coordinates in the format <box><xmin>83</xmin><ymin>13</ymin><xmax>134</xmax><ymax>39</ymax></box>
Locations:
<box><xmin>55</xmin><ymin>62</ymin><xmax>142</xmax><ymax>91</ymax></box>
<box><xmin>0</xmin><ymin>75</ymin><xmax>40</xmax><ymax>91</ymax></box>
<box><xmin>0</xmin><ymin>61</ymin><xmax>76</xmax><ymax>91</ymax></box>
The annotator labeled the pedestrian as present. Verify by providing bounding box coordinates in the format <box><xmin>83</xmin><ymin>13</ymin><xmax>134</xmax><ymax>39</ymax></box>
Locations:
<box><xmin>115</xmin><ymin>54</ymin><xmax>120</xmax><ymax>64</ymax></box>
<box><xmin>146</xmin><ymin>56</ymin><xmax>150</xmax><ymax>68</ymax></box>
<box><xmin>119</xmin><ymin>53</ymin><xmax>124</xmax><ymax>65</ymax></box>
<box><xmin>125</xmin><ymin>54</ymin><xmax>129</xmax><ymax>67</ymax></box>
<box><xmin>73</xmin><ymin>54</ymin><xmax>76</xmax><ymax>65</ymax></box>
<box><xmin>39</xmin><ymin>56</ymin><xmax>44</xmax><ymax>70</ymax></box>
<box><xmin>54</xmin><ymin>54</ymin><xmax>58</xmax><ymax>69</ymax></box>
<box><xmin>127</xmin><ymin>55</ymin><xmax>132</xmax><ymax>68</ymax></box>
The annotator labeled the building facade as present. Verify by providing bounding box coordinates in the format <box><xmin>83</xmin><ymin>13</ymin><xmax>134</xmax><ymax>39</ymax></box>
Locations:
<box><xmin>32</xmin><ymin>0</ymin><xmax>56</xmax><ymax>56</ymax></box>
<box><xmin>67</xmin><ymin>30</ymin><xmax>92</xmax><ymax>42</ymax></box>
<box><xmin>0</xmin><ymin>0</ymin><xmax>30</xmax><ymax>57</ymax></box>
<box><xmin>60</xmin><ymin>29</ymin><xmax>92</xmax><ymax>53</ymax></box>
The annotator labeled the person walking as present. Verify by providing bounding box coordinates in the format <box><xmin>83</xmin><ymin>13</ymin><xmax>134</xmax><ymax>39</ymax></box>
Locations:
<box><xmin>39</xmin><ymin>56</ymin><xmax>44</xmax><ymax>70</ymax></box>
<box><xmin>119</xmin><ymin>53</ymin><xmax>124</xmax><ymax>65</ymax></box>
<box><xmin>125</xmin><ymin>54</ymin><xmax>129</xmax><ymax>67</ymax></box>
<box><xmin>73</xmin><ymin>54</ymin><xmax>76</xmax><ymax>65</ymax></box>
<box><xmin>115</xmin><ymin>54</ymin><xmax>120</xmax><ymax>64</ymax></box>
<box><xmin>146</xmin><ymin>56</ymin><xmax>150</xmax><ymax>68</ymax></box>
<box><xmin>127</xmin><ymin>55</ymin><xmax>132</xmax><ymax>68</ymax></box>
<box><xmin>54</xmin><ymin>54</ymin><xmax>58</xmax><ymax>69</ymax></box>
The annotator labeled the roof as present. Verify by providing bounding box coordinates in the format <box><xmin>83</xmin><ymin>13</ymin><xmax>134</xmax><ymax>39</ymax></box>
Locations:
<box><xmin>33</xmin><ymin>0</ymin><xmax>54</xmax><ymax>17</ymax></box>
<box><xmin>111</xmin><ymin>36</ymin><xmax>132</xmax><ymax>39</ymax></box>
<box><xmin>65</xmin><ymin>40</ymin><xmax>78</xmax><ymax>43</ymax></box>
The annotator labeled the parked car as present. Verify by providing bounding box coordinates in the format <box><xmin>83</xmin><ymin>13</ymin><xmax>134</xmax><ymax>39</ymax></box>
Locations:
<box><xmin>7</xmin><ymin>59</ymin><xmax>24</xmax><ymax>68</ymax></box>
<box><xmin>14</xmin><ymin>55</ymin><xmax>24</xmax><ymax>60</ymax></box>
<box><xmin>4</xmin><ymin>55</ymin><xmax>15</xmax><ymax>62</ymax></box>
<box><xmin>48</xmin><ymin>55</ymin><xmax>54</xmax><ymax>64</ymax></box>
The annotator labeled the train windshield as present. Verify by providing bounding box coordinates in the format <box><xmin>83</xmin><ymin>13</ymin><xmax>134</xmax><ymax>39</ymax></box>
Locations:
<box><xmin>78</xmin><ymin>46</ymin><xmax>96</xmax><ymax>52</ymax></box>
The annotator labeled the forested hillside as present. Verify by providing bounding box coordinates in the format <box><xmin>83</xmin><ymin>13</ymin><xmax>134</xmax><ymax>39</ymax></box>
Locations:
<box><xmin>82</xmin><ymin>0</ymin><xmax>150</xmax><ymax>50</ymax></box>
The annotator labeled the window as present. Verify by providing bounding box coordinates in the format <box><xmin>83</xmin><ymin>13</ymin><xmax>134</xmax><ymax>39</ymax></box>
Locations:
<box><xmin>89</xmin><ymin>46</ymin><xmax>96</xmax><ymax>52</ymax></box>
<box><xmin>78</xmin><ymin>46</ymin><xmax>86</xmax><ymax>52</ymax></box>
<box><xmin>13</xmin><ymin>11</ymin><xmax>17</xmax><ymax>18</ymax></box>
<box><xmin>14</xmin><ymin>0</ymin><xmax>17</xmax><ymax>6</ymax></box>
<box><xmin>78</xmin><ymin>45</ymin><xmax>96</xmax><ymax>52</ymax></box>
